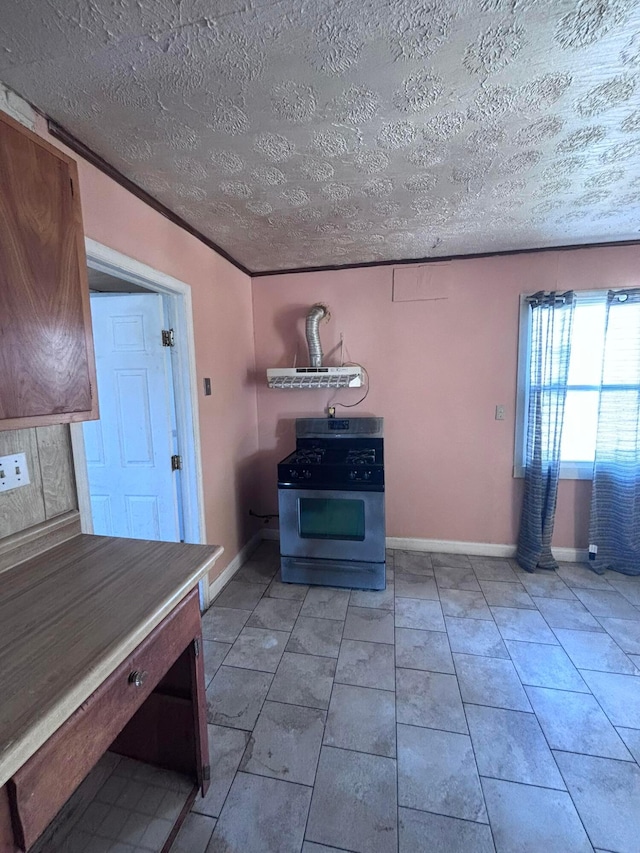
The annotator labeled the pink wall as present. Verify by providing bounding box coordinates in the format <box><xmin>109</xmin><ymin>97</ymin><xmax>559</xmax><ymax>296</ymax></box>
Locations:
<box><xmin>29</xmin><ymin>106</ymin><xmax>640</xmax><ymax>556</ymax></box>
<box><xmin>36</xmin><ymin>117</ymin><xmax>261</xmax><ymax>570</ymax></box>
<box><xmin>252</xmin><ymin>243</ymin><xmax>640</xmax><ymax>549</ymax></box>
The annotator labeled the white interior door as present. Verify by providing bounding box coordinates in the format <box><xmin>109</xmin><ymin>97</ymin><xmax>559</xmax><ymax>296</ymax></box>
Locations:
<box><xmin>82</xmin><ymin>293</ymin><xmax>181</xmax><ymax>541</ymax></box>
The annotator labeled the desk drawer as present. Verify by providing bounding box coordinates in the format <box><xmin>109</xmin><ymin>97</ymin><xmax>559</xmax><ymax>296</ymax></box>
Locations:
<box><xmin>9</xmin><ymin>589</ymin><xmax>201</xmax><ymax>851</ymax></box>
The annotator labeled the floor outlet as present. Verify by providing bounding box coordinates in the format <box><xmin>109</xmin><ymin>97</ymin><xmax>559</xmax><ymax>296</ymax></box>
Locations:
<box><xmin>0</xmin><ymin>452</ymin><xmax>30</xmax><ymax>491</ymax></box>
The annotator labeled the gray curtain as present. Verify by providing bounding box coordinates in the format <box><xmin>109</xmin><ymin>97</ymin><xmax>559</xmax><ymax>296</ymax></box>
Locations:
<box><xmin>588</xmin><ymin>289</ymin><xmax>640</xmax><ymax>575</ymax></box>
<box><xmin>516</xmin><ymin>291</ymin><xmax>575</xmax><ymax>573</ymax></box>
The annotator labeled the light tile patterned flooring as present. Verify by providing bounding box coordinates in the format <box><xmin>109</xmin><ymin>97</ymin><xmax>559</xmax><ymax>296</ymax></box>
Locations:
<box><xmin>35</xmin><ymin>541</ymin><xmax>640</xmax><ymax>852</ymax></box>
<box><xmin>33</xmin><ymin>752</ymin><xmax>194</xmax><ymax>853</ymax></box>
<box><xmin>192</xmin><ymin>541</ymin><xmax>640</xmax><ymax>853</ymax></box>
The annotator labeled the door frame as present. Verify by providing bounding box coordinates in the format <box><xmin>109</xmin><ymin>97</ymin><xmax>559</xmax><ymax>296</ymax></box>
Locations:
<box><xmin>71</xmin><ymin>238</ymin><xmax>207</xmax><ymax>557</ymax></box>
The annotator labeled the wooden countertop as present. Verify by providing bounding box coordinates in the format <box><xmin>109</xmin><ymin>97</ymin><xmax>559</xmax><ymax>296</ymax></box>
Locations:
<box><xmin>0</xmin><ymin>534</ymin><xmax>222</xmax><ymax>788</ymax></box>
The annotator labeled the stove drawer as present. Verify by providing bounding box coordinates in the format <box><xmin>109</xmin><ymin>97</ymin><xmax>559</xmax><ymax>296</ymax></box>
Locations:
<box><xmin>281</xmin><ymin>555</ymin><xmax>386</xmax><ymax>590</ymax></box>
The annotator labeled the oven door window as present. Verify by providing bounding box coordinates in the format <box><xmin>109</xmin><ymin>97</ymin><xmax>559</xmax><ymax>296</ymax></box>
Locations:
<box><xmin>298</xmin><ymin>497</ymin><xmax>365</xmax><ymax>541</ymax></box>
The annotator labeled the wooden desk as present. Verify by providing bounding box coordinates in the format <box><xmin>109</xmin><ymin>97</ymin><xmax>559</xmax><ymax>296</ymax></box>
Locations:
<box><xmin>0</xmin><ymin>535</ymin><xmax>222</xmax><ymax>852</ymax></box>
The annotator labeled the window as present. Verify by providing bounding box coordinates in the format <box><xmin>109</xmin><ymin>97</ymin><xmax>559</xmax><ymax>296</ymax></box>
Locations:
<box><xmin>515</xmin><ymin>289</ymin><xmax>640</xmax><ymax>479</ymax></box>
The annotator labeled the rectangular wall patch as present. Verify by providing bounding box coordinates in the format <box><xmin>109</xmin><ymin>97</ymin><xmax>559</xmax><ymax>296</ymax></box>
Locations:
<box><xmin>392</xmin><ymin>263</ymin><xmax>451</xmax><ymax>302</ymax></box>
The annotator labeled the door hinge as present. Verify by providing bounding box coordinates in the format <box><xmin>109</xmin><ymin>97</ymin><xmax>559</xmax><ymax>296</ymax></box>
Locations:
<box><xmin>161</xmin><ymin>328</ymin><xmax>175</xmax><ymax>347</ymax></box>
<box><xmin>194</xmin><ymin>637</ymin><xmax>200</xmax><ymax>657</ymax></box>
<box><xmin>171</xmin><ymin>454</ymin><xmax>182</xmax><ymax>471</ymax></box>
<box><xmin>202</xmin><ymin>764</ymin><xmax>211</xmax><ymax>782</ymax></box>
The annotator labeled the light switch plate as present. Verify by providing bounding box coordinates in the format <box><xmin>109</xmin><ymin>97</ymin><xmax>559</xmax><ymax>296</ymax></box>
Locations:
<box><xmin>0</xmin><ymin>452</ymin><xmax>30</xmax><ymax>492</ymax></box>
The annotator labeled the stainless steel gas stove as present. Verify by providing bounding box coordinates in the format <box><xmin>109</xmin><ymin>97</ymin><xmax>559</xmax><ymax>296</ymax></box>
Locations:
<box><xmin>277</xmin><ymin>417</ymin><xmax>386</xmax><ymax>590</ymax></box>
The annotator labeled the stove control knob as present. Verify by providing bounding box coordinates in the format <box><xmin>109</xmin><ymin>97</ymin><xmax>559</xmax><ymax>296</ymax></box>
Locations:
<box><xmin>303</xmin><ymin>469</ymin><xmax>311</xmax><ymax>479</ymax></box>
<box><xmin>363</xmin><ymin>471</ymin><xmax>371</xmax><ymax>480</ymax></box>
<box><xmin>349</xmin><ymin>470</ymin><xmax>356</xmax><ymax>480</ymax></box>
<box><xmin>289</xmin><ymin>469</ymin><xmax>298</xmax><ymax>479</ymax></box>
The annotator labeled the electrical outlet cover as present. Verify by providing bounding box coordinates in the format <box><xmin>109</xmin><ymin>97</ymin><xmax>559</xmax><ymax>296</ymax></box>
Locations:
<box><xmin>0</xmin><ymin>452</ymin><xmax>30</xmax><ymax>492</ymax></box>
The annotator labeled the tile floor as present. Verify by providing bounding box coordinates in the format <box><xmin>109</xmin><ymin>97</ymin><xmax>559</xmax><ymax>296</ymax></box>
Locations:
<box><xmin>33</xmin><ymin>752</ymin><xmax>194</xmax><ymax>853</ymax></box>
<box><xmin>191</xmin><ymin>541</ymin><xmax>640</xmax><ymax>853</ymax></box>
<box><xmin>37</xmin><ymin>541</ymin><xmax>640</xmax><ymax>852</ymax></box>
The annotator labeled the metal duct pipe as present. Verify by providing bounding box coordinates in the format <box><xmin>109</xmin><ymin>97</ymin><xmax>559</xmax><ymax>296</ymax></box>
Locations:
<box><xmin>305</xmin><ymin>304</ymin><xmax>329</xmax><ymax>368</ymax></box>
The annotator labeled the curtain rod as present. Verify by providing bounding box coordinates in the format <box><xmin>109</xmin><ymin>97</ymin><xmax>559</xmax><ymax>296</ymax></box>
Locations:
<box><xmin>525</xmin><ymin>290</ymin><xmax>575</xmax><ymax>307</ymax></box>
<box><xmin>609</xmin><ymin>288</ymin><xmax>640</xmax><ymax>303</ymax></box>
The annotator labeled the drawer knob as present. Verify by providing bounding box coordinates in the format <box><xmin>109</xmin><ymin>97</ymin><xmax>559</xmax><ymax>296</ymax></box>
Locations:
<box><xmin>128</xmin><ymin>670</ymin><xmax>148</xmax><ymax>688</ymax></box>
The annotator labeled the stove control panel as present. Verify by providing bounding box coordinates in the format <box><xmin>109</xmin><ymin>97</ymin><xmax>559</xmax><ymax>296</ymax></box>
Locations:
<box><xmin>287</xmin><ymin>468</ymin><xmax>312</xmax><ymax>480</ymax></box>
<box><xmin>349</xmin><ymin>469</ymin><xmax>373</xmax><ymax>481</ymax></box>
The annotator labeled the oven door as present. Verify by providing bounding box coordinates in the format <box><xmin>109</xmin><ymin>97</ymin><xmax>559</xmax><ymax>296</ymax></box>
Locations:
<box><xmin>278</xmin><ymin>487</ymin><xmax>385</xmax><ymax>563</ymax></box>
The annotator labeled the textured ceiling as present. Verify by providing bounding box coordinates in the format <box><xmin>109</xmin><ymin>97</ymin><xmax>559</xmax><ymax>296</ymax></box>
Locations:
<box><xmin>2</xmin><ymin>1</ymin><xmax>640</xmax><ymax>273</ymax></box>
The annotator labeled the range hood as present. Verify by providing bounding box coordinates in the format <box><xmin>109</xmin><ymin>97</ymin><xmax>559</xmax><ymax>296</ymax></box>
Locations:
<box><xmin>267</xmin><ymin>303</ymin><xmax>363</xmax><ymax>390</ymax></box>
<box><xmin>267</xmin><ymin>365</ymin><xmax>363</xmax><ymax>389</ymax></box>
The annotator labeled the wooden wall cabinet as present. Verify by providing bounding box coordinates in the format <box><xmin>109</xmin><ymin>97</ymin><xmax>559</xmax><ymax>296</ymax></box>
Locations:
<box><xmin>0</xmin><ymin>111</ymin><xmax>97</xmax><ymax>430</ymax></box>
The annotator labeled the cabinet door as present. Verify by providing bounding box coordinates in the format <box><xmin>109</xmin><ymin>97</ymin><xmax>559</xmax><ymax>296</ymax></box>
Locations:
<box><xmin>0</xmin><ymin>111</ymin><xmax>97</xmax><ymax>429</ymax></box>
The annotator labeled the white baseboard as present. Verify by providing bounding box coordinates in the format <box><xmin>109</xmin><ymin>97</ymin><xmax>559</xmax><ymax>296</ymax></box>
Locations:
<box><xmin>261</xmin><ymin>528</ymin><xmax>280</xmax><ymax>541</ymax></box>
<box><xmin>208</xmin><ymin>531</ymin><xmax>263</xmax><ymax>603</ymax></box>
<box><xmin>552</xmin><ymin>547</ymin><xmax>589</xmax><ymax>563</ymax></box>
<box><xmin>388</xmin><ymin>537</ymin><xmax>515</xmax><ymax>558</ymax></box>
<box><xmin>263</xmin><ymin>529</ymin><xmax>586</xmax><ymax>563</ymax></box>
<box><xmin>388</xmin><ymin>537</ymin><xmax>587</xmax><ymax>563</ymax></box>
